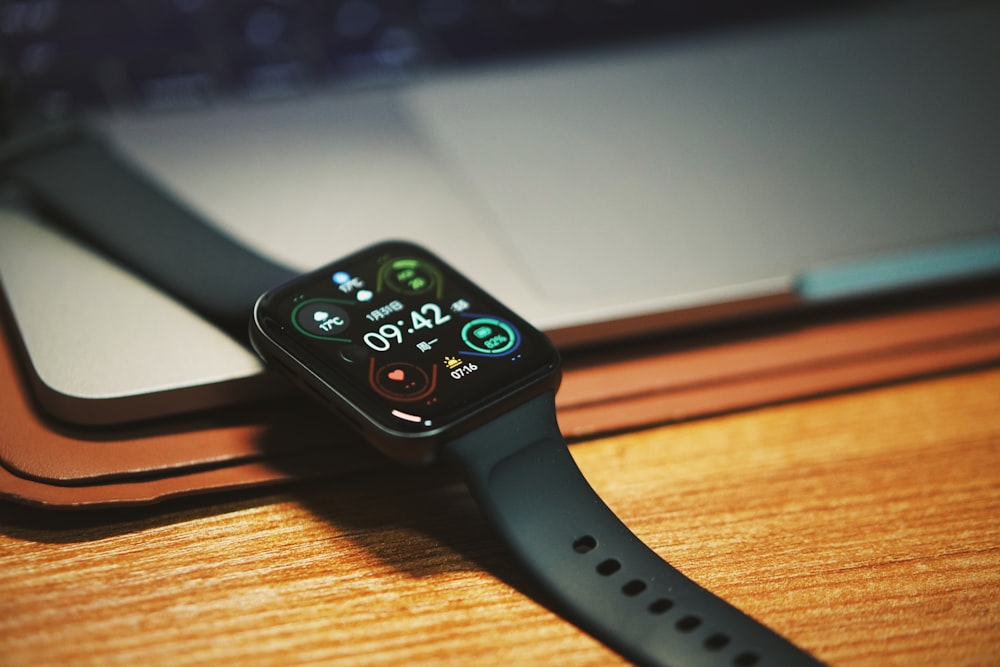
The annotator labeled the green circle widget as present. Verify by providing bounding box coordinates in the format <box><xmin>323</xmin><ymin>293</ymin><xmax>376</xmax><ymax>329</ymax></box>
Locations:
<box><xmin>291</xmin><ymin>298</ymin><xmax>353</xmax><ymax>341</ymax></box>
<box><xmin>377</xmin><ymin>257</ymin><xmax>443</xmax><ymax>296</ymax></box>
<box><xmin>460</xmin><ymin>317</ymin><xmax>519</xmax><ymax>356</ymax></box>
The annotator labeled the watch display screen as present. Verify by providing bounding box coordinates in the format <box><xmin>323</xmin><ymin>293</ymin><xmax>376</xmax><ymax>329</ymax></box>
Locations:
<box><xmin>253</xmin><ymin>241</ymin><xmax>559</xmax><ymax>437</ymax></box>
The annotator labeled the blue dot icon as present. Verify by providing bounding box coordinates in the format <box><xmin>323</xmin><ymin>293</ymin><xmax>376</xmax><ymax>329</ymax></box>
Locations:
<box><xmin>332</xmin><ymin>271</ymin><xmax>351</xmax><ymax>285</ymax></box>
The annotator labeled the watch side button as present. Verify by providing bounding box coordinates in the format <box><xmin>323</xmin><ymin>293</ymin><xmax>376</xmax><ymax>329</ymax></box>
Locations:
<box><xmin>339</xmin><ymin>344</ymin><xmax>370</xmax><ymax>364</ymax></box>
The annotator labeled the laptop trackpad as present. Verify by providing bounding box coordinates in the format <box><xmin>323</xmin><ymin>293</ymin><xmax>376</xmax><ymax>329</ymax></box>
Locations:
<box><xmin>407</xmin><ymin>7</ymin><xmax>1000</xmax><ymax>304</ymax></box>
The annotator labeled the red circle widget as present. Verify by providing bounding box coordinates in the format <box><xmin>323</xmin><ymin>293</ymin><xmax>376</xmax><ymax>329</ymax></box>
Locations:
<box><xmin>369</xmin><ymin>360</ymin><xmax>437</xmax><ymax>402</ymax></box>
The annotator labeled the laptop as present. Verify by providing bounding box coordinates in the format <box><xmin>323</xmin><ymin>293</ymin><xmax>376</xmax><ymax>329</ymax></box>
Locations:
<box><xmin>1</xmin><ymin>1</ymin><xmax>999</xmax><ymax>426</ymax></box>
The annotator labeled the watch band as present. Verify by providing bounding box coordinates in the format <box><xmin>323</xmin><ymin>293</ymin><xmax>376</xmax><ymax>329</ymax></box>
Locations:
<box><xmin>0</xmin><ymin>124</ymin><xmax>297</xmax><ymax>341</ymax></box>
<box><xmin>446</xmin><ymin>390</ymin><xmax>823</xmax><ymax>667</ymax></box>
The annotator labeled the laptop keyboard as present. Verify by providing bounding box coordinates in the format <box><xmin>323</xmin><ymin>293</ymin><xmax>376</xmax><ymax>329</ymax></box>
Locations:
<box><xmin>1</xmin><ymin>0</ymin><xmax>881</xmax><ymax>122</ymax></box>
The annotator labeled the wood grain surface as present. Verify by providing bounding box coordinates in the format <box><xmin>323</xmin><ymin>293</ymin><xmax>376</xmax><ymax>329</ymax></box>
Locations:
<box><xmin>2</xmin><ymin>368</ymin><xmax>999</xmax><ymax>667</ymax></box>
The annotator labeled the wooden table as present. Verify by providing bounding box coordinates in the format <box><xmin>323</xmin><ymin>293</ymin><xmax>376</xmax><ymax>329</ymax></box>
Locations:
<box><xmin>2</xmin><ymin>367</ymin><xmax>998</xmax><ymax>666</ymax></box>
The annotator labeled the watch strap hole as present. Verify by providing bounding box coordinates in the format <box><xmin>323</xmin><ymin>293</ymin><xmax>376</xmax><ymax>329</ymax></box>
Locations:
<box><xmin>621</xmin><ymin>579</ymin><xmax>647</xmax><ymax>597</ymax></box>
<box><xmin>704</xmin><ymin>633</ymin><xmax>731</xmax><ymax>651</ymax></box>
<box><xmin>647</xmin><ymin>598</ymin><xmax>674</xmax><ymax>615</ymax></box>
<box><xmin>596</xmin><ymin>558</ymin><xmax>622</xmax><ymax>576</ymax></box>
<box><xmin>675</xmin><ymin>615</ymin><xmax>703</xmax><ymax>633</ymax></box>
<box><xmin>572</xmin><ymin>535</ymin><xmax>597</xmax><ymax>554</ymax></box>
<box><xmin>734</xmin><ymin>652</ymin><xmax>762</xmax><ymax>666</ymax></box>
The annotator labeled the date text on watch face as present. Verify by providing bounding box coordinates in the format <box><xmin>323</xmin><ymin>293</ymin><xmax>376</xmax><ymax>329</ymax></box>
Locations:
<box><xmin>256</xmin><ymin>242</ymin><xmax>558</xmax><ymax>434</ymax></box>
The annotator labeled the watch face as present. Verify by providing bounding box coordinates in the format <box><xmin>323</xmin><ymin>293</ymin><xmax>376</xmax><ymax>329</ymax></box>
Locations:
<box><xmin>252</xmin><ymin>241</ymin><xmax>560</xmax><ymax>455</ymax></box>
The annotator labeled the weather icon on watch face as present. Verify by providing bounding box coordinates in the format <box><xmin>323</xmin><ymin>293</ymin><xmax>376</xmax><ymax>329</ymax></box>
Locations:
<box><xmin>292</xmin><ymin>299</ymin><xmax>352</xmax><ymax>340</ymax></box>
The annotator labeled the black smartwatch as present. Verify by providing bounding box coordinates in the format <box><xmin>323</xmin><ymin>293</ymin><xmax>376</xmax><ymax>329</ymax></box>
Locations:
<box><xmin>3</xmin><ymin>126</ymin><xmax>824</xmax><ymax>667</ymax></box>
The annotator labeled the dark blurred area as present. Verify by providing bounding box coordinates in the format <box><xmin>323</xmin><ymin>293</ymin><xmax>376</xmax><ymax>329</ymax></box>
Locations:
<box><xmin>0</xmin><ymin>0</ymin><xmax>893</xmax><ymax>132</ymax></box>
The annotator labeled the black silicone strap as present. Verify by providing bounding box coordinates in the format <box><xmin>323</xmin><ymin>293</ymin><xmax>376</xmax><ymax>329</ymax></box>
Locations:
<box><xmin>0</xmin><ymin>124</ymin><xmax>297</xmax><ymax>340</ymax></box>
<box><xmin>446</xmin><ymin>390</ymin><xmax>824</xmax><ymax>667</ymax></box>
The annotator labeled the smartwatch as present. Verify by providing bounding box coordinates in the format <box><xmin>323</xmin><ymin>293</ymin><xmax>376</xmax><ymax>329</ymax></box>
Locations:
<box><xmin>3</xmin><ymin>125</ymin><xmax>824</xmax><ymax>667</ymax></box>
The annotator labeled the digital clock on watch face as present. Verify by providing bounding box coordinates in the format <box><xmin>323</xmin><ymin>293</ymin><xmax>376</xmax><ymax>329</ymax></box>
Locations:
<box><xmin>251</xmin><ymin>241</ymin><xmax>560</xmax><ymax>461</ymax></box>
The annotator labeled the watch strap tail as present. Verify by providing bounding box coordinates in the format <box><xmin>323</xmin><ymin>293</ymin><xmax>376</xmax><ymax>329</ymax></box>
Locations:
<box><xmin>1</xmin><ymin>124</ymin><xmax>297</xmax><ymax>341</ymax></box>
<box><xmin>446</xmin><ymin>391</ymin><xmax>824</xmax><ymax>667</ymax></box>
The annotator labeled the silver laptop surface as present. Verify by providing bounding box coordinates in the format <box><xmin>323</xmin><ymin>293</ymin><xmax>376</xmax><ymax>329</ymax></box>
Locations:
<box><xmin>1</xmin><ymin>2</ymin><xmax>999</xmax><ymax>425</ymax></box>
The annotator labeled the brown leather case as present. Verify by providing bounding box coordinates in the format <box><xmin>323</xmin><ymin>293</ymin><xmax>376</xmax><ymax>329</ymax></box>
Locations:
<box><xmin>2</xmin><ymin>291</ymin><xmax>999</xmax><ymax>508</ymax></box>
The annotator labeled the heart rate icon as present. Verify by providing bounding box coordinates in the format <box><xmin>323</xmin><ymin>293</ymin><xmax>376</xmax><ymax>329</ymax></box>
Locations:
<box><xmin>372</xmin><ymin>362</ymin><xmax>434</xmax><ymax>401</ymax></box>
